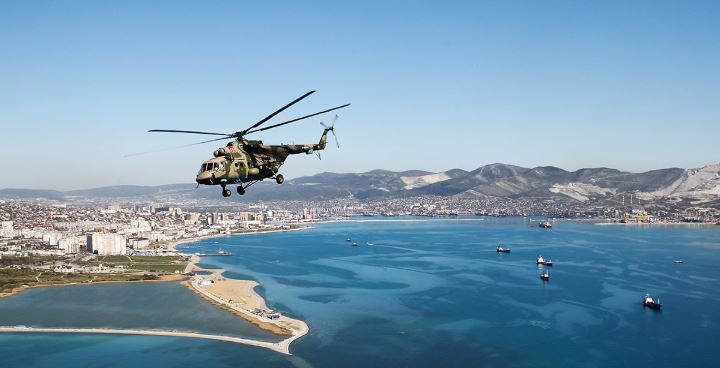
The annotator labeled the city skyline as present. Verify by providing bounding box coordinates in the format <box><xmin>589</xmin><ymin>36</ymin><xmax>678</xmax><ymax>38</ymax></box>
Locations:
<box><xmin>2</xmin><ymin>1</ymin><xmax>719</xmax><ymax>190</ymax></box>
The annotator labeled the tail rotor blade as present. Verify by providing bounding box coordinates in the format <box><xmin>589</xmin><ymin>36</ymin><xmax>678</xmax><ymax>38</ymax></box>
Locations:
<box><xmin>331</xmin><ymin>130</ymin><xmax>340</xmax><ymax>148</ymax></box>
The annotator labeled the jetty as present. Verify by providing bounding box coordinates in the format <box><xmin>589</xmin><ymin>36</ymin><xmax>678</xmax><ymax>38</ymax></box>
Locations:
<box><xmin>0</xmin><ymin>326</ymin><xmax>290</xmax><ymax>355</ymax></box>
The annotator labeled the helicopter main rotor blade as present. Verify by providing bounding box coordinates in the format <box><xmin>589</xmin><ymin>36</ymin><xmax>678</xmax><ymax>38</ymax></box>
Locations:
<box><xmin>184</xmin><ymin>136</ymin><xmax>232</xmax><ymax>146</ymax></box>
<box><xmin>245</xmin><ymin>103</ymin><xmax>350</xmax><ymax>134</ymax></box>
<box><xmin>123</xmin><ymin>136</ymin><xmax>230</xmax><ymax>157</ymax></box>
<box><xmin>148</xmin><ymin>129</ymin><xmax>231</xmax><ymax>136</ymax></box>
<box><xmin>237</xmin><ymin>90</ymin><xmax>316</xmax><ymax>136</ymax></box>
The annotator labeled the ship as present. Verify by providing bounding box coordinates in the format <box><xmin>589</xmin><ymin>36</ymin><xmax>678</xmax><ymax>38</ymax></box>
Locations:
<box><xmin>536</xmin><ymin>255</ymin><xmax>553</xmax><ymax>266</ymax></box>
<box><xmin>540</xmin><ymin>271</ymin><xmax>550</xmax><ymax>281</ymax></box>
<box><xmin>643</xmin><ymin>293</ymin><xmax>662</xmax><ymax>311</ymax></box>
<box><xmin>539</xmin><ymin>221</ymin><xmax>553</xmax><ymax>228</ymax></box>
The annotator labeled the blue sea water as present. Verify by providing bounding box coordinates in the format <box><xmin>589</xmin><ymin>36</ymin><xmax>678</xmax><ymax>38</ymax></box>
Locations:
<box><xmin>2</xmin><ymin>218</ymin><xmax>719</xmax><ymax>367</ymax></box>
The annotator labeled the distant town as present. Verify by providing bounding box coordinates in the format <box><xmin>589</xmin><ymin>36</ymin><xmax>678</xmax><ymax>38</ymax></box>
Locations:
<box><xmin>2</xmin><ymin>195</ymin><xmax>718</xmax><ymax>263</ymax></box>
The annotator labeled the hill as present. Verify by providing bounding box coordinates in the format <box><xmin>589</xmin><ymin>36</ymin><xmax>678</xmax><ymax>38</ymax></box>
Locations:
<box><xmin>2</xmin><ymin>163</ymin><xmax>718</xmax><ymax>204</ymax></box>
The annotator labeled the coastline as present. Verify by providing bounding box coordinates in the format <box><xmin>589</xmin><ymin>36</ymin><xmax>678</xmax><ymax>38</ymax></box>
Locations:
<box><xmin>0</xmin><ymin>273</ymin><xmax>186</xmax><ymax>300</ymax></box>
<box><xmin>594</xmin><ymin>222</ymin><xmax>720</xmax><ymax>226</ymax></box>
<box><xmin>165</xmin><ymin>225</ymin><xmax>313</xmax><ymax>252</ymax></box>
<box><xmin>1</xmin><ymin>226</ymin><xmax>312</xmax><ymax>355</ymax></box>
<box><xmin>181</xmin><ymin>249</ymin><xmax>309</xmax><ymax>354</ymax></box>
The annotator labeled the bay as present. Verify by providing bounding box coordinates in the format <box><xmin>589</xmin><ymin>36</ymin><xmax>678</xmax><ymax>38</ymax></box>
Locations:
<box><xmin>2</xmin><ymin>217</ymin><xmax>719</xmax><ymax>367</ymax></box>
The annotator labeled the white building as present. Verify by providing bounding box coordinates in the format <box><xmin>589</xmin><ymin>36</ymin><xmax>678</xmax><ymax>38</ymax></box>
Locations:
<box><xmin>58</xmin><ymin>236</ymin><xmax>84</xmax><ymax>254</ymax></box>
<box><xmin>87</xmin><ymin>233</ymin><xmax>127</xmax><ymax>255</ymax></box>
<box><xmin>128</xmin><ymin>237</ymin><xmax>150</xmax><ymax>250</ymax></box>
<box><xmin>54</xmin><ymin>265</ymin><xmax>75</xmax><ymax>273</ymax></box>
<box><xmin>1</xmin><ymin>221</ymin><xmax>13</xmax><ymax>237</ymax></box>
<box><xmin>141</xmin><ymin>230</ymin><xmax>167</xmax><ymax>243</ymax></box>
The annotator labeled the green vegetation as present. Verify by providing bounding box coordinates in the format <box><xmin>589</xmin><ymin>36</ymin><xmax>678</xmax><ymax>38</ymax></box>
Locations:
<box><xmin>0</xmin><ymin>255</ymin><xmax>64</xmax><ymax>267</ymax></box>
<box><xmin>85</xmin><ymin>255</ymin><xmax>188</xmax><ymax>273</ymax></box>
<box><xmin>0</xmin><ymin>268</ymin><xmax>159</xmax><ymax>294</ymax></box>
<box><xmin>97</xmin><ymin>255</ymin><xmax>132</xmax><ymax>263</ymax></box>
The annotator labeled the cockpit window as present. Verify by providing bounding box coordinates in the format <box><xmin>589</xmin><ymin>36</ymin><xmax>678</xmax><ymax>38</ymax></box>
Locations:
<box><xmin>199</xmin><ymin>162</ymin><xmax>224</xmax><ymax>173</ymax></box>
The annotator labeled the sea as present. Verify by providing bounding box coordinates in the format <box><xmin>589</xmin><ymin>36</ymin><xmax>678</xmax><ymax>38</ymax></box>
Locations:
<box><xmin>1</xmin><ymin>217</ymin><xmax>719</xmax><ymax>368</ymax></box>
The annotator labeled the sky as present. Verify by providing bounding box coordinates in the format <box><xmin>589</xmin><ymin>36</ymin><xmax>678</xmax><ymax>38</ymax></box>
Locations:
<box><xmin>1</xmin><ymin>0</ymin><xmax>718</xmax><ymax>190</ymax></box>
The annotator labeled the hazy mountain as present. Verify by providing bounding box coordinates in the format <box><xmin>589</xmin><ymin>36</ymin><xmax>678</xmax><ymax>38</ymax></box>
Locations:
<box><xmin>0</xmin><ymin>189</ymin><xmax>65</xmax><ymax>200</ymax></box>
<box><xmin>1</xmin><ymin>163</ymin><xmax>718</xmax><ymax>204</ymax></box>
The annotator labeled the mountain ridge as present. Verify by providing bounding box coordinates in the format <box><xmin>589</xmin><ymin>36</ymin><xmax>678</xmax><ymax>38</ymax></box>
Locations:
<box><xmin>1</xmin><ymin>163</ymin><xmax>718</xmax><ymax>204</ymax></box>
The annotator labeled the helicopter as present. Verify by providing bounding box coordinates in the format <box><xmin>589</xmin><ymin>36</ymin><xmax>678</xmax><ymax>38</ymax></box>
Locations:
<box><xmin>149</xmin><ymin>90</ymin><xmax>349</xmax><ymax>197</ymax></box>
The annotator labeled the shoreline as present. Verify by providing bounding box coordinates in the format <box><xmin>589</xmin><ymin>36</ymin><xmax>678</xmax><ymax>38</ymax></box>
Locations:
<box><xmin>1</xmin><ymin>225</ymin><xmax>311</xmax><ymax>355</ymax></box>
<box><xmin>0</xmin><ymin>273</ymin><xmax>186</xmax><ymax>300</ymax></box>
<box><xmin>181</xmin><ymin>254</ymin><xmax>309</xmax><ymax>354</ymax></box>
<box><xmin>0</xmin><ymin>326</ymin><xmax>291</xmax><ymax>355</ymax></box>
<box><xmin>594</xmin><ymin>222</ymin><xmax>720</xmax><ymax>226</ymax></box>
<box><xmin>165</xmin><ymin>225</ymin><xmax>314</xmax><ymax>252</ymax></box>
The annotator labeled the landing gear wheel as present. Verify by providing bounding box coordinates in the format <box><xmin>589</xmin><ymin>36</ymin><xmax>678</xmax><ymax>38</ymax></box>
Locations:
<box><xmin>237</xmin><ymin>186</ymin><xmax>245</xmax><ymax>195</ymax></box>
<box><xmin>276</xmin><ymin>174</ymin><xmax>284</xmax><ymax>184</ymax></box>
<box><xmin>222</xmin><ymin>189</ymin><xmax>231</xmax><ymax>197</ymax></box>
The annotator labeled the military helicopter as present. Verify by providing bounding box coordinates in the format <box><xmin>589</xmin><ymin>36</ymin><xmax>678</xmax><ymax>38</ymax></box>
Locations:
<box><xmin>149</xmin><ymin>90</ymin><xmax>349</xmax><ymax>197</ymax></box>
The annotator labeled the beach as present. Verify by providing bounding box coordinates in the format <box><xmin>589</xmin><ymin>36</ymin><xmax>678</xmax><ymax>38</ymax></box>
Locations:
<box><xmin>182</xmin><ymin>255</ymin><xmax>309</xmax><ymax>353</ymax></box>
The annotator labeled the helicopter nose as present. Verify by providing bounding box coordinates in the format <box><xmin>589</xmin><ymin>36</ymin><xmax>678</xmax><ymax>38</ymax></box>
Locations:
<box><xmin>196</xmin><ymin>171</ymin><xmax>214</xmax><ymax>184</ymax></box>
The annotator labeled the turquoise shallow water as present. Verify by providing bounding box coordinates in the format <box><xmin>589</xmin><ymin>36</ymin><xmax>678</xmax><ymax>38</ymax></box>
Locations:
<box><xmin>0</xmin><ymin>281</ymin><xmax>280</xmax><ymax>341</ymax></box>
<box><xmin>2</xmin><ymin>217</ymin><xmax>720</xmax><ymax>367</ymax></box>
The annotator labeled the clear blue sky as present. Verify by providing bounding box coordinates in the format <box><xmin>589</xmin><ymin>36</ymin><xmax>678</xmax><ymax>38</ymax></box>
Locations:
<box><xmin>1</xmin><ymin>0</ymin><xmax>718</xmax><ymax>190</ymax></box>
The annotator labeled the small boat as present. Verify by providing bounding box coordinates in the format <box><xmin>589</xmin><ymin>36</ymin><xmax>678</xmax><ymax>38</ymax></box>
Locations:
<box><xmin>352</xmin><ymin>242</ymin><xmax>358</xmax><ymax>247</ymax></box>
<box><xmin>673</xmin><ymin>260</ymin><xmax>684</xmax><ymax>264</ymax></box>
<box><xmin>346</xmin><ymin>238</ymin><xmax>352</xmax><ymax>242</ymax></box>
<box><xmin>496</xmin><ymin>246</ymin><xmax>511</xmax><ymax>253</ymax></box>
<box><xmin>643</xmin><ymin>293</ymin><xmax>662</xmax><ymax>311</ymax></box>
<box><xmin>540</xmin><ymin>271</ymin><xmax>550</xmax><ymax>281</ymax></box>
<box><xmin>539</xmin><ymin>221</ymin><xmax>553</xmax><ymax>228</ymax></box>
<box><xmin>536</xmin><ymin>255</ymin><xmax>553</xmax><ymax>266</ymax></box>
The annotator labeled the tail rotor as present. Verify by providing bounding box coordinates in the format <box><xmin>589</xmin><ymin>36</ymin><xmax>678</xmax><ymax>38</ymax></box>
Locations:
<box><xmin>320</xmin><ymin>114</ymin><xmax>341</xmax><ymax>148</ymax></box>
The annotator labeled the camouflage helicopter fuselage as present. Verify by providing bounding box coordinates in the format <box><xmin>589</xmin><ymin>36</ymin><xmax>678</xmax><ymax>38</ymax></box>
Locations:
<box><xmin>195</xmin><ymin>128</ymin><xmax>330</xmax><ymax>187</ymax></box>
